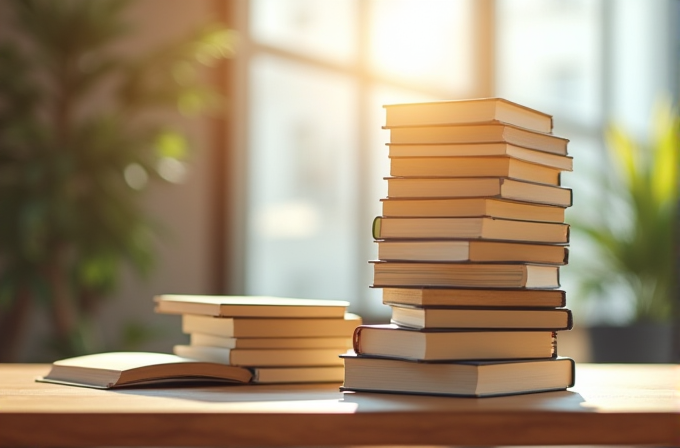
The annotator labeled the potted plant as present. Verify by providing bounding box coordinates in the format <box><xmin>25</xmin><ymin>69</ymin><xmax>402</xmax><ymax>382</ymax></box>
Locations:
<box><xmin>0</xmin><ymin>0</ymin><xmax>235</xmax><ymax>361</ymax></box>
<box><xmin>570</xmin><ymin>101</ymin><xmax>679</xmax><ymax>362</ymax></box>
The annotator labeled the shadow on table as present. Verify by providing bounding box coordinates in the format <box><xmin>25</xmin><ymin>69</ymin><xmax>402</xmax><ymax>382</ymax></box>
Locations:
<box><xmin>341</xmin><ymin>389</ymin><xmax>590</xmax><ymax>412</ymax></box>
<box><xmin>108</xmin><ymin>382</ymin><xmax>589</xmax><ymax>412</ymax></box>
<box><xmin>109</xmin><ymin>381</ymin><xmax>345</xmax><ymax>404</ymax></box>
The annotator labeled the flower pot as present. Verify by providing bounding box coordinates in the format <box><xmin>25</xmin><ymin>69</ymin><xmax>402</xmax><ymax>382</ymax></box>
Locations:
<box><xmin>587</xmin><ymin>323</ymin><xmax>675</xmax><ymax>363</ymax></box>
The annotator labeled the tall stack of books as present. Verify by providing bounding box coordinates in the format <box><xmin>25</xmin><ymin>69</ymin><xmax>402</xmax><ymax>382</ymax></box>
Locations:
<box><xmin>154</xmin><ymin>295</ymin><xmax>360</xmax><ymax>383</ymax></box>
<box><xmin>342</xmin><ymin>98</ymin><xmax>576</xmax><ymax>397</ymax></box>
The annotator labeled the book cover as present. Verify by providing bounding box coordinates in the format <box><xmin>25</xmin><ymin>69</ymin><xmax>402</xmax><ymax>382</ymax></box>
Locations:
<box><xmin>383</xmin><ymin>98</ymin><xmax>553</xmax><ymax>133</ymax></box>
<box><xmin>154</xmin><ymin>295</ymin><xmax>349</xmax><ymax>318</ymax></box>
<box><xmin>389</xmin><ymin>305</ymin><xmax>574</xmax><ymax>331</ymax></box>
<box><xmin>380</xmin><ymin>287</ymin><xmax>567</xmax><ymax>308</ymax></box>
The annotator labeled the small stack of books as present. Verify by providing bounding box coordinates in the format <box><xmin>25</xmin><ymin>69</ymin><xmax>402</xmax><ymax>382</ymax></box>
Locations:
<box><xmin>155</xmin><ymin>295</ymin><xmax>360</xmax><ymax>383</ymax></box>
<box><xmin>342</xmin><ymin>98</ymin><xmax>576</xmax><ymax>397</ymax></box>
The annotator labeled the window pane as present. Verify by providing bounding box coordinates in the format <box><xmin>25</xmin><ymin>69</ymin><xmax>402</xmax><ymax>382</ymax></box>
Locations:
<box><xmin>250</xmin><ymin>0</ymin><xmax>358</xmax><ymax>66</ymax></box>
<box><xmin>609</xmin><ymin>1</ymin><xmax>676</xmax><ymax>136</ymax></box>
<box><xmin>369</xmin><ymin>0</ymin><xmax>475</xmax><ymax>94</ymax></box>
<box><xmin>246</xmin><ymin>55</ymin><xmax>359</xmax><ymax>302</ymax></box>
<box><xmin>496</xmin><ymin>0</ymin><xmax>604</xmax><ymax>128</ymax></box>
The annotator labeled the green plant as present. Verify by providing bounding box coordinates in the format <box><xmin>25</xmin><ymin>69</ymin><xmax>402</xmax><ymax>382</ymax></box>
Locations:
<box><xmin>573</xmin><ymin>101</ymin><xmax>679</xmax><ymax>323</ymax></box>
<box><xmin>0</xmin><ymin>0</ymin><xmax>235</xmax><ymax>360</ymax></box>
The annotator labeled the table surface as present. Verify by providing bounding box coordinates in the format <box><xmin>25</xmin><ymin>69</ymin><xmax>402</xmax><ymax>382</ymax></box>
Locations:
<box><xmin>0</xmin><ymin>363</ymin><xmax>678</xmax><ymax>447</ymax></box>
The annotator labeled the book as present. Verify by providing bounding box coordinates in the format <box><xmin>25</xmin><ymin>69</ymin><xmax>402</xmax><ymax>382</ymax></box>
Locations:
<box><xmin>341</xmin><ymin>354</ymin><xmax>575</xmax><ymax>398</ymax></box>
<box><xmin>182</xmin><ymin>313</ymin><xmax>362</xmax><ymax>338</ymax></box>
<box><xmin>388</xmin><ymin>142</ymin><xmax>573</xmax><ymax>171</ymax></box>
<box><xmin>389</xmin><ymin>157</ymin><xmax>562</xmax><ymax>186</ymax></box>
<box><xmin>376</xmin><ymin>240</ymin><xmax>568</xmax><ymax>264</ymax></box>
<box><xmin>36</xmin><ymin>352</ymin><xmax>253</xmax><ymax>389</ymax></box>
<box><xmin>386</xmin><ymin>123</ymin><xmax>569</xmax><ymax>155</ymax></box>
<box><xmin>352</xmin><ymin>324</ymin><xmax>556</xmax><ymax>360</ymax></box>
<box><xmin>385</xmin><ymin>177</ymin><xmax>572</xmax><ymax>207</ymax></box>
<box><xmin>251</xmin><ymin>365</ymin><xmax>344</xmax><ymax>383</ymax></box>
<box><xmin>373</xmin><ymin>216</ymin><xmax>569</xmax><ymax>244</ymax></box>
<box><xmin>389</xmin><ymin>305</ymin><xmax>573</xmax><ymax>330</ymax></box>
<box><xmin>381</xmin><ymin>287</ymin><xmax>567</xmax><ymax>308</ymax></box>
<box><xmin>380</xmin><ymin>198</ymin><xmax>565</xmax><ymax>223</ymax></box>
<box><xmin>372</xmin><ymin>262</ymin><xmax>560</xmax><ymax>289</ymax></box>
<box><xmin>154</xmin><ymin>295</ymin><xmax>349</xmax><ymax>318</ymax></box>
<box><xmin>174</xmin><ymin>345</ymin><xmax>345</xmax><ymax>367</ymax></box>
<box><xmin>189</xmin><ymin>333</ymin><xmax>353</xmax><ymax>349</ymax></box>
<box><xmin>383</xmin><ymin>98</ymin><xmax>553</xmax><ymax>133</ymax></box>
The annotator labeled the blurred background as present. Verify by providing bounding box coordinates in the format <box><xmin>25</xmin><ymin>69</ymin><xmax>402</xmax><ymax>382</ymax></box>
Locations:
<box><xmin>1</xmin><ymin>0</ymin><xmax>678</xmax><ymax>362</ymax></box>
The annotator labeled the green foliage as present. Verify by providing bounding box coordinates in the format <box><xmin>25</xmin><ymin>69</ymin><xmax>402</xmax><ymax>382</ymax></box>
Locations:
<box><xmin>0</xmin><ymin>0</ymin><xmax>235</xmax><ymax>359</ymax></box>
<box><xmin>573</xmin><ymin>101</ymin><xmax>679</xmax><ymax>323</ymax></box>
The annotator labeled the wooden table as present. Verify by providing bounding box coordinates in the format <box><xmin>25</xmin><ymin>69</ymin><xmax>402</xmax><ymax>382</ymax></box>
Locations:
<box><xmin>0</xmin><ymin>363</ymin><xmax>678</xmax><ymax>447</ymax></box>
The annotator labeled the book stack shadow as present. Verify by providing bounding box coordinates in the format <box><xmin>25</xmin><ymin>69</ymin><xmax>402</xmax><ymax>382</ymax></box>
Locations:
<box><xmin>155</xmin><ymin>295</ymin><xmax>361</xmax><ymax>383</ymax></box>
<box><xmin>341</xmin><ymin>98</ymin><xmax>576</xmax><ymax>397</ymax></box>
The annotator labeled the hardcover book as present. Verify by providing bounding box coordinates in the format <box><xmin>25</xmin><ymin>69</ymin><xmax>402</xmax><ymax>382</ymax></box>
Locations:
<box><xmin>389</xmin><ymin>156</ymin><xmax>563</xmax><ymax>186</ymax></box>
<box><xmin>341</xmin><ymin>353</ymin><xmax>575</xmax><ymax>398</ymax></box>
<box><xmin>154</xmin><ymin>295</ymin><xmax>349</xmax><ymax>318</ymax></box>
<box><xmin>381</xmin><ymin>287</ymin><xmax>567</xmax><ymax>308</ymax></box>
<box><xmin>372</xmin><ymin>262</ymin><xmax>560</xmax><ymax>289</ymax></box>
<box><xmin>383</xmin><ymin>98</ymin><xmax>553</xmax><ymax>133</ymax></box>
<box><xmin>181</xmin><ymin>313</ymin><xmax>362</xmax><ymax>338</ymax></box>
<box><xmin>385</xmin><ymin>177</ymin><xmax>572</xmax><ymax>207</ymax></box>
<box><xmin>376</xmin><ymin>240</ymin><xmax>569</xmax><ymax>264</ymax></box>
<box><xmin>387</xmin><ymin>142</ymin><xmax>573</xmax><ymax>170</ymax></box>
<box><xmin>386</xmin><ymin>123</ymin><xmax>569</xmax><ymax>155</ymax></box>
<box><xmin>352</xmin><ymin>324</ymin><xmax>557</xmax><ymax>361</ymax></box>
<box><xmin>389</xmin><ymin>305</ymin><xmax>573</xmax><ymax>331</ymax></box>
<box><xmin>380</xmin><ymin>197</ymin><xmax>566</xmax><ymax>223</ymax></box>
<box><xmin>373</xmin><ymin>216</ymin><xmax>570</xmax><ymax>244</ymax></box>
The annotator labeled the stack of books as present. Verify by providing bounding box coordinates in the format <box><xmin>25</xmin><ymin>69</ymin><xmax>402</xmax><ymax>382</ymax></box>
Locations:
<box><xmin>342</xmin><ymin>98</ymin><xmax>576</xmax><ymax>397</ymax></box>
<box><xmin>155</xmin><ymin>295</ymin><xmax>360</xmax><ymax>383</ymax></box>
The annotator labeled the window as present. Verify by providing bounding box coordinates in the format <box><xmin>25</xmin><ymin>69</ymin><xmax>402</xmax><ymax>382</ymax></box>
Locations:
<box><xmin>228</xmin><ymin>0</ymin><xmax>678</xmax><ymax>322</ymax></box>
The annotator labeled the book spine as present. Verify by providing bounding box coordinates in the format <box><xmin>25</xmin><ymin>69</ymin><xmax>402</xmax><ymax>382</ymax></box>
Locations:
<box><xmin>372</xmin><ymin>216</ymin><xmax>382</xmax><ymax>239</ymax></box>
<box><xmin>352</xmin><ymin>326</ymin><xmax>364</xmax><ymax>354</ymax></box>
<box><xmin>551</xmin><ymin>331</ymin><xmax>557</xmax><ymax>357</ymax></box>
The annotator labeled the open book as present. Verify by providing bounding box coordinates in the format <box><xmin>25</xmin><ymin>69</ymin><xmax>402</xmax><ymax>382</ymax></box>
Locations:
<box><xmin>36</xmin><ymin>352</ymin><xmax>344</xmax><ymax>389</ymax></box>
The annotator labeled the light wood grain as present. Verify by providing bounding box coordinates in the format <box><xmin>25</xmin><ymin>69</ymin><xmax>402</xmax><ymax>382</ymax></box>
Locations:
<box><xmin>0</xmin><ymin>363</ymin><xmax>678</xmax><ymax>447</ymax></box>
